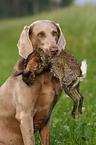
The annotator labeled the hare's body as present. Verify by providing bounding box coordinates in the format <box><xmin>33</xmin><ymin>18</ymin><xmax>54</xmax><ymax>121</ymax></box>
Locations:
<box><xmin>15</xmin><ymin>48</ymin><xmax>87</xmax><ymax>118</ymax></box>
<box><xmin>50</xmin><ymin>50</ymin><xmax>81</xmax><ymax>85</ymax></box>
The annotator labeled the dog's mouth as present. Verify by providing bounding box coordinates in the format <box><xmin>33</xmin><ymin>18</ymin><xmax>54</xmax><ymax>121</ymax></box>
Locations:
<box><xmin>51</xmin><ymin>51</ymin><xmax>58</xmax><ymax>55</ymax></box>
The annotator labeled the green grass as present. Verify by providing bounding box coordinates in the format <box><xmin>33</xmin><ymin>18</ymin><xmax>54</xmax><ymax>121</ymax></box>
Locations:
<box><xmin>0</xmin><ymin>5</ymin><xmax>96</xmax><ymax>145</ymax></box>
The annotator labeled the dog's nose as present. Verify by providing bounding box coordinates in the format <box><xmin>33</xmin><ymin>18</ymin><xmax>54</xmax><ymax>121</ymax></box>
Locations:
<box><xmin>50</xmin><ymin>47</ymin><xmax>58</xmax><ymax>55</ymax></box>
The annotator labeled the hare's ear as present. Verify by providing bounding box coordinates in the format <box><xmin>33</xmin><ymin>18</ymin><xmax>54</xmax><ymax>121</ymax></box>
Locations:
<box><xmin>17</xmin><ymin>26</ymin><xmax>33</xmax><ymax>59</ymax></box>
<box><xmin>56</xmin><ymin>23</ymin><xmax>66</xmax><ymax>50</ymax></box>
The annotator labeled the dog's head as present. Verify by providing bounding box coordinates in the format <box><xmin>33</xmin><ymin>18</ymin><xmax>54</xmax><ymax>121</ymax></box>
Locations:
<box><xmin>17</xmin><ymin>20</ymin><xmax>66</xmax><ymax>58</ymax></box>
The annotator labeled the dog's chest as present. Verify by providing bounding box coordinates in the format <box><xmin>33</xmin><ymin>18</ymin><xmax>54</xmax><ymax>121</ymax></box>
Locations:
<box><xmin>33</xmin><ymin>72</ymin><xmax>62</xmax><ymax>132</ymax></box>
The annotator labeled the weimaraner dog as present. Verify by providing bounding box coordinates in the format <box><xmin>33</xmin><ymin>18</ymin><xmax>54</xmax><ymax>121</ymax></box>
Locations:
<box><xmin>0</xmin><ymin>20</ymin><xmax>66</xmax><ymax>145</ymax></box>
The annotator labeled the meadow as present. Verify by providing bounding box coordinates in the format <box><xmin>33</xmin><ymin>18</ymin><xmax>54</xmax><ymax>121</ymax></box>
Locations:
<box><xmin>0</xmin><ymin>5</ymin><xmax>96</xmax><ymax>145</ymax></box>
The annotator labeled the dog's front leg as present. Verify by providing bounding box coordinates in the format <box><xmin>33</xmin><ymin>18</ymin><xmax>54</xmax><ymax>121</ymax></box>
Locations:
<box><xmin>39</xmin><ymin>116</ymin><xmax>51</xmax><ymax>145</ymax></box>
<box><xmin>16</xmin><ymin>110</ymin><xmax>35</xmax><ymax>145</ymax></box>
<box><xmin>20</xmin><ymin>114</ymin><xmax>35</xmax><ymax>145</ymax></box>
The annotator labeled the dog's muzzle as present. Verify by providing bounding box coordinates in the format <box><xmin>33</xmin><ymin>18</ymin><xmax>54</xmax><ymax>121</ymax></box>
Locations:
<box><xmin>50</xmin><ymin>47</ymin><xmax>58</xmax><ymax>55</ymax></box>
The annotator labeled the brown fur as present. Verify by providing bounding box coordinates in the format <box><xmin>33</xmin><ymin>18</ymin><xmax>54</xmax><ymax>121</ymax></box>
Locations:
<box><xmin>15</xmin><ymin>48</ymin><xmax>85</xmax><ymax>118</ymax></box>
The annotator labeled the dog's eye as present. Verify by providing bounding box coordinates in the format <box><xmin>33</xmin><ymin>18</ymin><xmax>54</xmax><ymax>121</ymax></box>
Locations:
<box><xmin>52</xmin><ymin>31</ymin><xmax>58</xmax><ymax>37</ymax></box>
<box><xmin>37</xmin><ymin>32</ymin><xmax>45</xmax><ymax>38</ymax></box>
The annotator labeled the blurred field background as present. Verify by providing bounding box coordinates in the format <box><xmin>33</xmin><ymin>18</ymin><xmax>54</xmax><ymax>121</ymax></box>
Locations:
<box><xmin>0</xmin><ymin>0</ymin><xmax>96</xmax><ymax>144</ymax></box>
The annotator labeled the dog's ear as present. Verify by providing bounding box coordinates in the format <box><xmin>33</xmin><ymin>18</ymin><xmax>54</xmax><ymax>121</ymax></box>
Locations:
<box><xmin>12</xmin><ymin>58</ymin><xmax>25</xmax><ymax>76</ymax></box>
<box><xmin>17</xmin><ymin>26</ymin><xmax>33</xmax><ymax>59</ymax></box>
<box><xmin>56</xmin><ymin>23</ymin><xmax>66</xmax><ymax>50</ymax></box>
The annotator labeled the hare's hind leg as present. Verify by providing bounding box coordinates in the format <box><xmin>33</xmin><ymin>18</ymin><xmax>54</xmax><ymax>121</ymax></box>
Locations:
<box><xmin>74</xmin><ymin>84</ymin><xmax>84</xmax><ymax>114</ymax></box>
<box><xmin>63</xmin><ymin>85</ymin><xmax>78</xmax><ymax>118</ymax></box>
